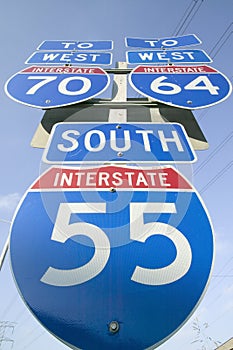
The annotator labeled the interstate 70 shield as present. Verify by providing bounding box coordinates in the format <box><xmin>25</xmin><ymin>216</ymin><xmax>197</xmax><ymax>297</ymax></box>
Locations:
<box><xmin>10</xmin><ymin>165</ymin><xmax>214</xmax><ymax>350</ymax></box>
<box><xmin>5</xmin><ymin>66</ymin><xmax>110</xmax><ymax>109</ymax></box>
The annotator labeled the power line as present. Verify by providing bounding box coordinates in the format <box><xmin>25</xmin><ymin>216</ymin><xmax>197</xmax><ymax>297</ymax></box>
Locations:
<box><xmin>212</xmin><ymin>30</ymin><xmax>233</xmax><ymax>58</ymax></box>
<box><xmin>209</xmin><ymin>305</ymin><xmax>233</xmax><ymax>327</ymax></box>
<box><xmin>1</xmin><ymin>296</ymin><xmax>19</xmax><ymax>321</ymax></box>
<box><xmin>196</xmin><ymin>76</ymin><xmax>232</xmax><ymax>122</ymax></box>
<box><xmin>200</xmin><ymin>160</ymin><xmax>233</xmax><ymax>194</ymax></box>
<box><xmin>209</xmin><ymin>22</ymin><xmax>233</xmax><ymax>57</ymax></box>
<box><xmin>210</xmin><ymin>257</ymin><xmax>233</xmax><ymax>290</ymax></box>
<box><xmin>212</xmin><ymin>275</ymin><xmax>233</xmax><ymax>277</ymax></box>
<box><xmin>179</xmin><ymin>0</ymin><xmax>204</xmax><ymax>35</ymax></box>
<box><xmin>0</xmin><ymin>219</ymin><xmax>11</xmax><ymax>224</ymax></box>
<box><xmin>173</xmin><ymin>0</ymin><xmax>204</xmax><ymax>36</ymax></box>
<box><xmin>194</xmin><ymin>131</ymin><xmax>233</xmax><ymax>176</ymax></box>
<box><xmin>20</xmin><ymin>330</ymin><xmax>45</xmax><ymax>350</ymax></box>
<box><xmin>172</xmin><ymin>0</ymin><xmax>197</xmax><ymax>36</ymax></box>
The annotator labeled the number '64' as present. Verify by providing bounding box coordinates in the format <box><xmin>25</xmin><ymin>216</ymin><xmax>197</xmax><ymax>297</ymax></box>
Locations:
<box><xmin>150</xmin><ymin>75</ymin><xmax>219</xmax><ymax>95</ymax></box>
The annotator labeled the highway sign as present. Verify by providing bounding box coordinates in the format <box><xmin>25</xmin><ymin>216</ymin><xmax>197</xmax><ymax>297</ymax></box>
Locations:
<box><xmin>37</xmin><ymin>40</ymin><xmax>113</xmax><ymax>51</ymax></box>
<box><xmin>126</xmin><ymin>49</ymin><xmax>212</xmax><ymax>65</ymax></box>
<box><xmin>26</xmin><ymin>51</ymin><xmax>112</xmax><ymax>65</ymax></box>
<box><xmin>10</xmin><ymin>164</ymin><xmax>214</xmax><ymax>350</ymax></box>
<box><xmin>43</xmin><ymin>122</ymin><xmax>196</xmax><ymax>164</ymax></box>
<box><xmin>129</xmin><ymin>65</ymin><xmax>232</xmax><ymax>109</ymax></box>
<box><xmin>5</xmin><ymin>66</ymin><xmax>110</xmax><ymax>109</ymax></box>
<box><xmin>125</xmin><ymin>34</ymin><xmax>201</xmax><ymax>49</ymax></box>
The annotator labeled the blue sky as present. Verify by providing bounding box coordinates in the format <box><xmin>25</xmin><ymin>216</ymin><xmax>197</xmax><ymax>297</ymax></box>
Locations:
<box><xmin>0</xmin><ymin>0</ymin><xmax>232</xmax><ymax>349</ymax></box>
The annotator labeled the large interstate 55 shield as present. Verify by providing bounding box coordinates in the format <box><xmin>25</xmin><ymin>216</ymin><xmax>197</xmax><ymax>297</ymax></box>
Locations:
<box><xmin>10</xmin><ymin>165</ymin><xmax>214</xmax><ymax>350</ymax></box>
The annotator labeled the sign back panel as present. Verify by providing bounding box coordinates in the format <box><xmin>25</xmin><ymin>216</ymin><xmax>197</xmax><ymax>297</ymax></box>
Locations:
<box><xmin>30</xmin><ymin>104</ymin><xmax>209</xmax><ymax>150</ymax></box>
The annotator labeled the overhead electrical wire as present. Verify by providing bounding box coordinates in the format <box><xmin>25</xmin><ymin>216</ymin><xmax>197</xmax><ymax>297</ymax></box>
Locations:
<box><xmin>178</xmin><ymin>0</ymin><xmax>204</xmax><ymax>35</ymax></box>
<box><xmin>209</xmin><ymin>22</ymin><xmax>233</xmax><ymax>57</ymax></box>
<box><xmin>197</xmin><ymin>25</ymin><xmax>232</xmax><ymax>123</ymax></box>
<box><xmin>173</xmin><ymin>10</ymin><xmax>233</xmax><ymax>333</ymax></box>
<box><xmin>209</xmin><ymin>258</ymin><xmax>233</xmax><ymax>293</ymax></box>
<box><xmin>199</xmin><ymin>277</ymin><xmax>233</xmax><ymax>330</ymax></box>
<box><xmin>211</xmin><ymin>30</ymin><xmax>232</xmax><ymax>58</ymax></box>
<box><xmin>0</xmin><ymin>218</ymin><xmax>11</xmax><ymax>224</ymax></box>
<box><xmin>194</xmin><ymin>131</ymin><xmax>233</xmax><ymax>175</ymax></box>
<box><xmin>20</xmin><ymin>330</ymin><xmax>45</xmax><ymax>350</ymax></box>
<box><xmin>200</xmin><ymin>160</ymin><xmax>233</xmax><ymax>194</ymax></box>
<box><xmin>172</xmin><ymin>0</ymin><xmax>197</xmax><ymax>36</ymax></box>
<box><xmin>209</xmin><ymin>305</ymin><xmax>233</xmax><ymax>327</ymax></box>
<box><xmin>195</xmin><ymin>262</ymin><xmax>233</xmax><ymax>326</ymax></box>
<box><xmin>173</xmin><ymin>0</ymin><xmax>204</xmax><ymax>36</ymax></box>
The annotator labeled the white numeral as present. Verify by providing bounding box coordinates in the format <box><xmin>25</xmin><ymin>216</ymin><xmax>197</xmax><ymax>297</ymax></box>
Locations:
<box><xmin>150</xmin><ymin>76</ymin><xmax>181</xmax><ymax>95</ymax></box>
<box><xmin>26</xmin><ymin>76</ymin><xmax>57</xmax><ymax>94</ymax></box>
<box><xmin>40</xmin><ymin>203</ymin><xmax>110</xmax><ymax>286</ymax></box>
<box><xmin>184</xmin><ymin>76</ymin><xmax>219</xmax><ymax>95</ymax></box>
<box><xmin>41</xmin><ymin>202</ymin><xmax>192</xmax><ymax>287</ymax></box>
<box><xmin>58</xmin><ymin>76</ymin><xmax>91</xmax><ymax>95</ymax></box>
<box><xmin>130</xmin><ymin>203</ymin><xmax>192</xmax><ymax>285</ymax></box>
<box><xmin>150</xmin><ymin>75</ymin><xmax>219</xmax><ymax>96</ymax></box>
<box><xmin>26</xmin><ymin>76</ymin><xmax>92</xmax><ymax>96</ymax></box>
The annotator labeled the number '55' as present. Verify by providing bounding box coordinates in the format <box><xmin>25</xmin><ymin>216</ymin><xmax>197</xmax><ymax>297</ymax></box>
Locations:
<box><xmin>41</xmin><ymin>202</ymin><xmax>192</xmax><ymax>287</ymax></box>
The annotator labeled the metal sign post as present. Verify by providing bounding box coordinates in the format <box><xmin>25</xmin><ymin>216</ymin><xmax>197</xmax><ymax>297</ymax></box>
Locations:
<box><xmin>108</xmin><ymin>61</ymin><xmax>128</xmax><ymax>123</ymax></box>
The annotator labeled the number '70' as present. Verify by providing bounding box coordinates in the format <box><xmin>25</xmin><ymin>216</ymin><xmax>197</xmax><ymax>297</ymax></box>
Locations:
<box><xmin>26</xmin><ymin>75</ymin><xmax>91</xmax><ymax>96</ymax></box>
<box><xmin>41</xmin><ymin>202</ymin><xmax>192</xmax><ymax>287</ymax></box>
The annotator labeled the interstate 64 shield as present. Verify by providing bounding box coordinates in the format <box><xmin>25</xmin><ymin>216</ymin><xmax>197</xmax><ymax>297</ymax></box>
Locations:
<box><xmin>10</xmin><ymin>165</ymin><xmax>214</xmax><ymax>350</ymax></box>
<box><xmin>129</xmin><ymin>65</ymin><xmax>232</xmax><ymax>109</ymax></box>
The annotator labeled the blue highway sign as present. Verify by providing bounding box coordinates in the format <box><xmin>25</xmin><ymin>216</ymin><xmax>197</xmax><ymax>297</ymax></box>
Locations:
<box><xmin>129</xmin><ymin>65</ymin><xmax>232</xmax><ymax>109</ymax></box>
<box><xmin>37</xmin><ymin>40</ymin><xmax>113</xmax><ymax>51</ymax></box>
<box><xmin>26</xmin><ymin>51</ymin><xmax>112</xmax><ymax>66</ymax></box>
<box><xmin>43</xmin><ymin>122</ymin><xmax>196</xmax><ymax>164</ymax></box>
<box><xmin>26</xmin><ymin>51</ymin><xmax>112</xmax><ymax>65</ymax></box>
<box><xmin>126</xmin><ymin>49</ymin><xmax>212</xmax><ymax>65</ymax></box>
<box><xmin>125</xmin><ymin>34</ymin><xmax>201</xmax><ymax>49</ymax></box>
<box><xmin>10</xmin><ymin>164</ymin><xmax>214</xmax><ymax>350</ymax></box>
<box><xmin>4</xmin><ymin>66</ymin><xmax>110</xmax><ymax>109</ymax></box>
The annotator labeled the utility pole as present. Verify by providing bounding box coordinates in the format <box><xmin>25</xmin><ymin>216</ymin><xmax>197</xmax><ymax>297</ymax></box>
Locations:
<box><xmin>0</xmin><ymin>235</ymin><xmax>10</xmax><ymax>271</ymax></box>
<box><xmin>0</xmin><ymin>321</ymin><xmax>16</xmax><ymax>350</ymax></box>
